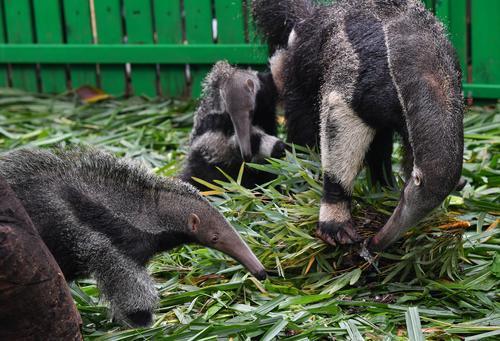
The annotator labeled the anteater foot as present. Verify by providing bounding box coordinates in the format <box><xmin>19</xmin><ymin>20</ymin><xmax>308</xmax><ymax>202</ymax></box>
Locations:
<box><xmin>455</xmin><ymin>177</ymin><xmax>467</xmax><ymax>191</ymax></box>
<box><xmin>125</xmin><ymin>309</ymin><xmax>153</xmax><ymax>327</ymax></box>
<box><xmin>316</xmin><ymin>220</ymin><xmax>362</xmax><ymax>246</ymax></box>
<box><xmin>271</xmin><ymin>140</ymin><xmax>289</xmax><ymax>158</ymax></box>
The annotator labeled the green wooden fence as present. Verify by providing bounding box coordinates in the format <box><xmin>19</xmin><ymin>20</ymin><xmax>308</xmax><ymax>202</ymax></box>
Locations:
<box><xmin>0</xmin><ymin>0</ymin><xmax>498</xmax><ymax>99</ymax></box>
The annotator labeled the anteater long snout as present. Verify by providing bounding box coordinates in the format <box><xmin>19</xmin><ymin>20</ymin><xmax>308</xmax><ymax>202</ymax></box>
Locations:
<box><xmin>212</xmin><ymin>224</ymin><xmax>267</xmax><ymax>280</ymax></box>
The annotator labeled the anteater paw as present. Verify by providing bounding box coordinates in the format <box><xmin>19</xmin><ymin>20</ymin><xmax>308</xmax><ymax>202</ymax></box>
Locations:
<box><xmin>270</xmin><ymin>140</ymin><xmax>289</xmax><ymax>158</ymax></box>
<box><xmin>124</xmin><ymin>309</ymin><xmax>153</xmax><ymax>327</ymax></box>
<box><xmin>316</xmin><ymin>220</ymin><xmax>362</xmax><ymax>246</ymax></box>
<box><xmin>455</xmin><ymin>177</ymin><xmax>467</xmax><ymax>191</ymax></box>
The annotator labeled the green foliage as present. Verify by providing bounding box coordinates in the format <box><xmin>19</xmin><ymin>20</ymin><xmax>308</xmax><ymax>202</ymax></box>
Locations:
<box><xmin>0</xmin><ymin>90</ymin><xmax>499</xmax><ymax>340</ymax></box>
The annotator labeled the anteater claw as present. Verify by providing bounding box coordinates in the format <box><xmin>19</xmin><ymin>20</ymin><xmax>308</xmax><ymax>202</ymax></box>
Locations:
<box><xmin>455</xmin><ymin>177</ymin><xmax>467</xmax><ymax>191</ymax></box>
<box><xmin>316</xmin><ymin>220</ymin><xmax>362</xmax><ymax>246</ymax></box>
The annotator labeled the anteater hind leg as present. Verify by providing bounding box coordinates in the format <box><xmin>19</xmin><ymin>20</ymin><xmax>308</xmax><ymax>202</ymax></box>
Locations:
<box><xmin>284</xmin><ymin>91</ymin><xmax>320</xmax><ymax>148</ymax></box>
<box><xmin>317</xmin><ymin>91</ymin><xmax>376</xmax><ymax>245</ymax></box>
<box><xmin>366</xmin><ymin>129</ymin><xmax>394</xmax><ymax>187</ymax></box>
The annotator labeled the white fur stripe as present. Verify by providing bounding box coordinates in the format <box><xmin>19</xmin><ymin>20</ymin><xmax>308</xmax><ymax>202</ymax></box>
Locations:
<box><xmin>269</xmin><ymin>49</ymin><xmax>286</xmax><ymax>95</ymax></box>
<box><xmin>288</xmin><ymin>29</ymin><xmax>297</xmax><ymax>47</ymax></box>
<box><xmin>382</xmin><ymin>25</ymin><xmax>407</xmax><ymax>116</ymax></box>
<box><xmin>319</xmin><ymin>202</ymin><xmax>350</xmax><ymax>222</ymax></box>
<box><xmin>382</xmin><ymin>23</ymin><xmax>417</xmax><ymax>174</ymax></box>
<box><xmin>259</xmin><ymin>134</ymin><xmax>279</xmax><ymax>157</ymax></box>
<box><xmin>320</xmin><ymin>91</ymin><xmax>376</xmax><ymax>193</ymax></box>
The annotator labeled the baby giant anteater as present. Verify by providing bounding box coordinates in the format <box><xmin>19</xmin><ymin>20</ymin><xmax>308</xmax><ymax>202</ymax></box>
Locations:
<box><xmin>182</xmin><ymin>61</ymin><xmax>286</xmax><ymax>189</ymax></box>
<box><xmin>253</xmin><ymin>0</ymin><xmax>464</xmax><ymax>250</ymax></box>
<box><xmin>0</xmin><ymin>147</ymin><xmax>266</xmax><ymax>327</ymax></box>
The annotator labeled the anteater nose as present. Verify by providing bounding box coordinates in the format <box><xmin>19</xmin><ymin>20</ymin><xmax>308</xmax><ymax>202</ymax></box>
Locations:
<box><xmin>254</xmin><ymin>269</ymin><xmax>267</xmax><ymax>280</ymax></box>
<box><xmin>243</xmin><ymin>153</ymin><xmax>253</xmax><ymax>163</ymax></box>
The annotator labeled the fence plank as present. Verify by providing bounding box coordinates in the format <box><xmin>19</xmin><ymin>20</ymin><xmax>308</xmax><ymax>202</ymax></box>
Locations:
<box><xmin>471</xmin><ymin>0</ymin><xmax>500</xmax><ymax>85</ymax></box>
<box><xmin>215</xmin><ymin>0</ymin><xmax>245</xmax><ymax>44</ymax></box>
<box><xmin>0</xmin><ymin>0</ymin><xmax>7</xmax><ymax>86</ymax></box>
<box><xmin>184</xmin><ymin>0</ymin><xmax>213</xmax><ymax>97</ymax></box>
<box><xmin>33</xmin><ymin>0</ymin><xmax>67</xmax><ymax>93</ymax></box>
<box><xmin>124</xmin><ymin>0</ymin><xmax>157</xmax><ymax>97</ymax></box>
<box><xmin>154</xmin><ymin>0</ymin><xmax>185</xmax><ymax>97</ymax></box>
<box><xmin>447</xmin><ymin>0</ymin><xmax>467</xmax><ymax>78</ymax></box>
<box><xmin>422</xmin><ymin>0</ymin><xmax>435</xmax><ymax>11</ymax></box>
<box><xmin>4</xmin><ymin>0</ymin><xmax>37</xmax><ymax>92</ymax></box>
<box><xmin>94</xmin><ymin>0</ymin><xmax>126</xmax><ymax>96</ymax></box>
<box><xmin>63</xmin><ymin>0</ymin><xmax>96</xmax><ymax>89</ymax></box>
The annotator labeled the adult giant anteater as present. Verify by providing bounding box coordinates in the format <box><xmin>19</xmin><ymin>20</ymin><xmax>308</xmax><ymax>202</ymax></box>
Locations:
<box><xmin>0</xmin><ymin>147</ymin><xmax>266</xmax><ymax>327</ymax></box>
<box><xmin>252</xmin><ymin>0</ymin><xmax>464</xmax><ymax>250</ymax></box>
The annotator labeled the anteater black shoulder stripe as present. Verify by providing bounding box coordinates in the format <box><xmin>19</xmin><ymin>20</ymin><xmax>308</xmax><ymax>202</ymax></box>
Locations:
<box><xmin>62</xmin><ymin>186</ymin><xmax>155</xmax><ymax>265</ymax></box>
<box><xmin>345</xmin><ymin>11</ymin><xmax>402</xmax><ymax>129</ymax></box>
<box><xmin>193</xmin><ymin>112</ymin><xmax>234</xmax><ymax>138</ymax></box>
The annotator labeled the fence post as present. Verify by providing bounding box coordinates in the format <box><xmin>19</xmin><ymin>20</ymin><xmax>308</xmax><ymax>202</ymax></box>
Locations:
<box><xmin>4</xmin><ymin>0</ymin><xmax>38</xmax><ymax>92</ymax></box>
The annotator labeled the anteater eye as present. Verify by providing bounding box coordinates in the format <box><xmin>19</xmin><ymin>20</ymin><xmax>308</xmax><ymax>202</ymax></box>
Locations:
<box><xmin>211</xmin><ymin>234</ymin><xmax>219</xmax><ymax>243</ymax></box>
<box><xmin>412</xmin><ymin>169</ymin><xmax>423</xmax><ymax>186</ymax></box>
<box><xmin>414</xmin><ymin>174</ymin><xmax>422</xmax><ymax>186</ymax></box>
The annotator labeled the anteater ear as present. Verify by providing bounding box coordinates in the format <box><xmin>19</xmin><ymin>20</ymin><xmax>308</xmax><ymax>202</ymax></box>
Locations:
<box><xmin>188</xmin><ymin>213</ymin><xmax>200</xmax><ymax>232</ymax></box>
<box><xmin>245</xmin><ymin>78</ymin><xmax>255</xmax><ymax>93</ymax></box>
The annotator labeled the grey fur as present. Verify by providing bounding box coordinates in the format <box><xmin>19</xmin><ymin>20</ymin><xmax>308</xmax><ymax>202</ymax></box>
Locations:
<box><xmin>0</xmin><ymin>146</ymin><xmax>266</xmax><ymax>327</ymax></box>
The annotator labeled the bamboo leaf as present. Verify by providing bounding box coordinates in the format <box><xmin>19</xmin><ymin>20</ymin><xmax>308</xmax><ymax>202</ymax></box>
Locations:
<box><xmin>405</xmin><ymin>307</ymin><xmax>424</xmax><ymax>341</ymax></box>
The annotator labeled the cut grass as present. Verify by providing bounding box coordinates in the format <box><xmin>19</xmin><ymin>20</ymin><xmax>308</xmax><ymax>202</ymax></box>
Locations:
<box><xmin>0</xmin><ymin>88</ymin><xmax>499</xmax><ymax>340</ymax></box>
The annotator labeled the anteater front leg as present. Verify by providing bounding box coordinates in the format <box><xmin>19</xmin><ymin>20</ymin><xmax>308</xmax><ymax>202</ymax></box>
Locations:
<box><xmin>317</xmin><ymin>91</ymin><xmax>376</xmax><ymax>245</ymax></box>
<box><xmin>91</xmin><ymin>246</ymin><xmax>158</xmax><ymax>327</ymax></box>
<box><xmin>250</xmin><ymin>127</ymin><xmax>288</xmax><ymax>159</ymax></box>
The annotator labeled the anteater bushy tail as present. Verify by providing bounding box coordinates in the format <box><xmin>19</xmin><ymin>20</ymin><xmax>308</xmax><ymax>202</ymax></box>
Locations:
<box><xmin>251</xmin><ymin>0</ymin><xmax>316</xmax><ymax>51</ymax></box>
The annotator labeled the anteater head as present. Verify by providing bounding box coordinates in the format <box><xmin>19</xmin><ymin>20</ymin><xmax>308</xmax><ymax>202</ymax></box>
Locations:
<box><xmin>369</xmin><ymin>157</ymin><xmax>464</xmax><ymax>251</ymax></box>
<box><xmin>161</xmin><ymin>186</ymin><xmax>267</xmax><ymax>280</ymax></box>
<box><xmin>204</xmin><ymin>61</ymin><xmax>261</xmax><ymax>162</ymax></box>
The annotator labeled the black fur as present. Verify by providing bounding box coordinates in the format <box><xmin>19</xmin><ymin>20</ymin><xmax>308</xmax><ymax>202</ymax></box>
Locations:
<box><xmin>366</xmin><ymin>130</ymin><xmax>395</xmax><ymax>187</ymax></box>
<box><xmin>63</xmin><ymin>186</ymin><xmax>193</xmax><ymax>268</ymax></box>
<box><xmin>253</xmin><ymin>72</ymin><xmax>279</xmax><ymax>135</ymax></box>
<box><xmin>252</xmin><ymin>0</ymin><xmax>317</xmax><ymax>52</ymax></box>
<box><xmin>191</xmin><ymin>112</ymin><xmax>235</xmax><ymax>137</ymax></box>
<box><xmin>322</xmin><ymin>174</ymin><xmax>350</xmax><ymax>204</ymax></box>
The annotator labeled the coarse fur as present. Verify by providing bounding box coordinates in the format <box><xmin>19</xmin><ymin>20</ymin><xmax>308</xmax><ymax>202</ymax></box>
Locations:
<box><xmin>252</xmin><ymin>0</ymin><xmax>464</xmax><ymax>249</ymax></box>
<box><xmin>251</xmin><ymin>0</ymin><xmax>316</xmax><ymax>53</ymax></box>
<box><xmin>0</xmin><ymin>147</ymin><xmax>266</xmax><ymax>327</ymax></box>
<box><xmin>182</xmin><ymin>61</ymin><xmax>286</xmax><ymax>190</ymax></box>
